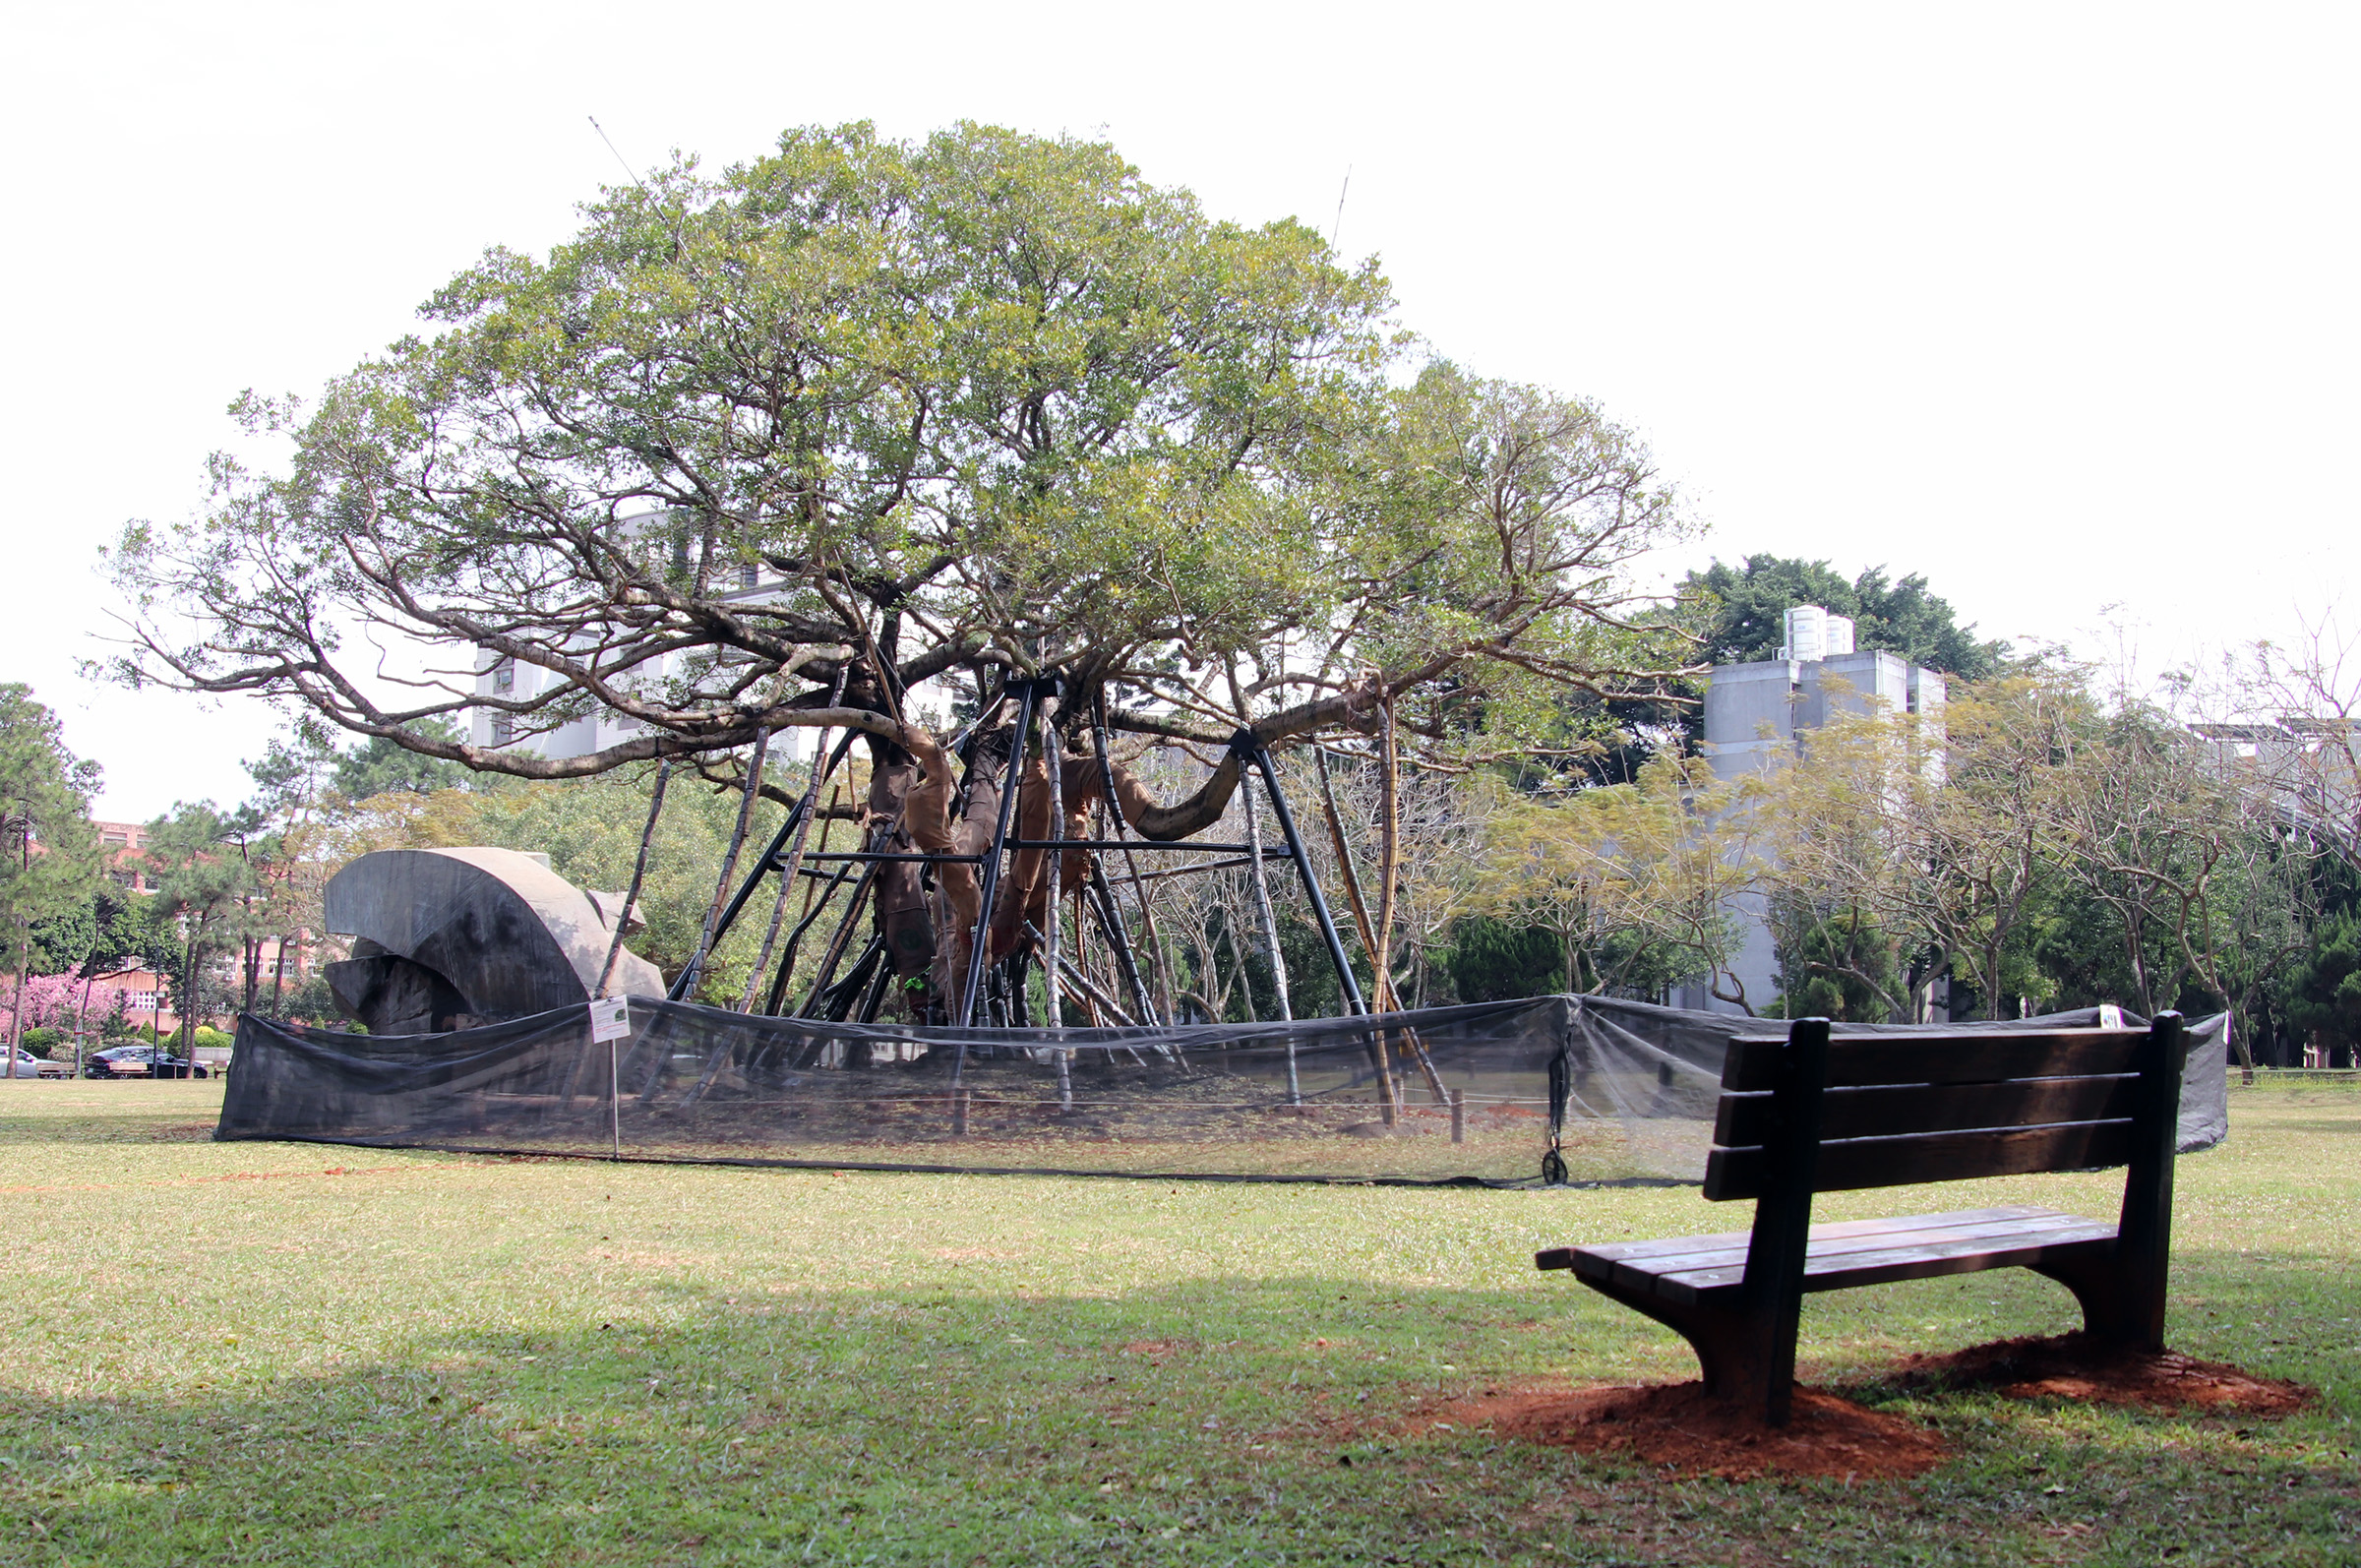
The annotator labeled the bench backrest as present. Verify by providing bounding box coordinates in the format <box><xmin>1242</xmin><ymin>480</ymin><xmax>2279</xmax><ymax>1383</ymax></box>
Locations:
<box><xmin>1704</xmin><ymin>1021</ymin><xmax>2187</xmax><ymax>1201</ymax></box>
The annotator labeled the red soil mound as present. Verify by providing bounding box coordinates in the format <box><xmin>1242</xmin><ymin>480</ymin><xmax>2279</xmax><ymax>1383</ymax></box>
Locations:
<box><xmin>1429</xmin><ymin>1382</ymin><xmax>1949</xmax><ymax>1481</ymax></box>
<box><xmin>1419</xmin><ymin>1337</ymin><xmax>2308</xmax><ymax>1482</ymax></box>
<box><xmin>1878</xmin><ymin>1332</ymin><xmax>2314</xmax><ymax>1415</ymax></box>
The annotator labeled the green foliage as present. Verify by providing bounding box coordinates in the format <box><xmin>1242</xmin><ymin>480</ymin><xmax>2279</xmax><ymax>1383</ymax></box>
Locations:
<box><xmin>19</xmin><ymin>1025</ymin><xmax>62</xmax><ymax>1056</ymax></box>
<box><xmin>1443</xmin><ymin>914</ymin><xmax>1561</xmax><ymax>1002</ymax></box>
<box><xmin>1769</xmin><ymin>899</ymin><xmax>1906</xmax><ymax>1022</ymax></box>
<box><xmin>109</xmin><ymin>121</ymin><xmax>1693</xmax><ymax>796</ymax></box>
<box><xmin>2282</xmin><ymin>909</ymin><xmax>2361</xmax><ymax>1065</ymax></box>
<box><xmin>331</xmin><ymin>719</ymin><xmax>473</xmax><ymax>801</ymax></box>
<box><xmin>142</xmin><ymin>802</ymin><xmax>269</xmax><ymax>1037</ymax></box>
<box><xmin>0</xmin><ymin>684</ymin><xmax>104</xmax><ymax>979</ymax></box>
<box><xmin>190</xmin><ymin>1024</ymin><xmax>235</xmax><ymax>1054</ymax></box>
<box><xmin>258</xmin><ymin>970</ymin><xmax>345</xmax><ymax>1027</ymax></box>
<box><xmin>1683</xmin><ymin>554</ymin><xmax>2005</xmax><ymax>679</ymax></box>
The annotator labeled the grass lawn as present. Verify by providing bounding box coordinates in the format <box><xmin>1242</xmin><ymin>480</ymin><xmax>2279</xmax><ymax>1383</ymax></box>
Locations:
<box><xmin>1</xmin><ymin>1075</ymin><xmax>2354</xmax><ymax>1566</ymax></box>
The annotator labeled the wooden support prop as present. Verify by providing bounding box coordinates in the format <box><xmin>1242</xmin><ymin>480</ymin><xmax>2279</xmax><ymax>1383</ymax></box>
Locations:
<box><xmin>796</xmin><ymin>832</ymin><xmax>882</xmax><ymax>1018</ymax></box>
<box><xmin>675</xmin><ymin>726</ymin><xmax>771</xmax><ymax>1001</ymax></box>
<box><xmin>570</xmin><ymin>758</ymin><xmax>673</xmax><ymax>1115</ymax></box>
<box><xmin>738</xmin><ymin>679</ymin><xmax>847</xmax><ymax>1012</ymax></box>
<box><xmin>1451</xmin><ymin>1088</ymin><xmax>1465</xmax><ymax>1145</ymax></box>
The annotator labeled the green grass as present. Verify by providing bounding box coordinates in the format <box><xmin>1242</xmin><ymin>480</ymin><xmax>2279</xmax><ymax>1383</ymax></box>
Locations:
<box><xmin>0</xmin><ymin>1076</ymin><xmax>2354</xmax><ymax>1566</ymax></box>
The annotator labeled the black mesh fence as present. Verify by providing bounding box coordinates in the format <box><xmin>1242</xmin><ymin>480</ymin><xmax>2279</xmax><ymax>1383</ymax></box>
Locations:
<box><xmin>216</xmin><ymin>996</ymin><xmax>2229</xmax><ymax>1185</ymax></box>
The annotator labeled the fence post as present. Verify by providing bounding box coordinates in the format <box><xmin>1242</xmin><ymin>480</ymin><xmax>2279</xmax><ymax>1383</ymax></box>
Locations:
<box><xmin>1450</xmin><ymin>1088</ymin><xmax>1465</xmax><ymax>1145</ymax></box>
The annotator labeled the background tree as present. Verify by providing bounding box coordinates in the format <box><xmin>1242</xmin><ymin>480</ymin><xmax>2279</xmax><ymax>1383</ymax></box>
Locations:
<box><xmin>1681</xmin><ymin>554</ymin><xmax>2005</xmax><ymax>679</ymax></box>
<box><xmin>329</xmin><ymin>718</ymin><xmax>473</xmax><ymax>802</ymax></box>
<box><xmin>141</xmin><ymin>803</ymin><xmax>264</xmax><ymax>1058</ymax></box>
<box><xmin>1468</xmin><ymin>754</ymin><xmax>1761</xmax><ymax>1006</ymax></box>
<box><xmin>0</xmin><ymin>686</ymin><xmax>103</xmax><ymax>1058</ymax></box>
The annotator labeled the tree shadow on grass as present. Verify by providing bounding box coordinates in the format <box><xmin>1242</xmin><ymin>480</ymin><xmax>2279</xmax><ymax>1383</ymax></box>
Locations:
<box><xmin>4</xmin><ymin>1265</ymin><xmax>2356</xmax><ymax>1568</ymax></box>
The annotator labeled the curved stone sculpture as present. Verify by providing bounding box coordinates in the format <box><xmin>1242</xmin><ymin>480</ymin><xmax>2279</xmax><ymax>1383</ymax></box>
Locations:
<box><xmin>322</xmin><ymin>847</ymin><xmax>666</xmax><ymax>1034</ymax></box>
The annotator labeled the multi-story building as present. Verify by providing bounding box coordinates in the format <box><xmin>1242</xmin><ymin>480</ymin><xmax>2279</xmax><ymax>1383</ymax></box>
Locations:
<box><xmin>467</xmin><ymin>526</ymin><xmax>812</xmax><ymax>767</ymax></box>
<box><xmin>93</xmin><ymin>820</ymin><xmax>154</xmax><ymax>892</ymax></box>
<box><xmin>1669</xmin><ymin>607</ymin><xmax>1950</xmax><ymax>1017</ymax></box>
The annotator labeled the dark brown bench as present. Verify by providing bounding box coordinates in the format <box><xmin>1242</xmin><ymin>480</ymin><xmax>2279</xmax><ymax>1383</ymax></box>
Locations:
<box><xmin>1537</xmin><ymin>1012</ymin><xmax>2189</xmax><ymax>1424</ymax></box>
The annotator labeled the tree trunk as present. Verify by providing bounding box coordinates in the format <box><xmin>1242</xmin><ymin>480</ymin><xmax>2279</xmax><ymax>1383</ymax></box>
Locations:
<box><xmin>1374</xmin><ymin>695</ymin><xmax>1400</xmax><ymax>1010</ymax></box>
<box><xmin>180</xmin><ymin>928</ymin><xmax>200</xmax><ymax>1068</ymax></box>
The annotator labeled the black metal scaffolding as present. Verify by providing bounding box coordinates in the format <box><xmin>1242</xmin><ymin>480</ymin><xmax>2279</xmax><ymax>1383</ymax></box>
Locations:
<box><xmin>663</xmin><ymin>681</ymin><xmax>1365</xmax><ymax>1033</ymax></box>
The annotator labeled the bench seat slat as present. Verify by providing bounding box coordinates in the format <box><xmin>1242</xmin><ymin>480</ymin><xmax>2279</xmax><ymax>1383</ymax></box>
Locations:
<box><xmin>1625</xmin><ymin>1212</ymin><xmax>2115</xmax><ymax>1299</ymax></box>
<box><xmin>1539</xmin><ymin>1207</ymin><xmax>2118</xmax><ymax>1305</ymax></box>
<box><xmin>1567</xmin><ymin>1210</ymin><xmax>2108</xmax><ymax>1289</ymax></box>
<box><xmin>1654</xmin><ymin>1224</ymin><xmax>2116</xmax><ymax>1302</ymax></box>
<box><xmin>1722</xmin><ymin>1030</ymin><xmax>2144</xmax><ymax>1092</ymax></box>
<box><xmin>1705</xmin><ymin>1119</ymin><xmax>2136</xmax><ymax>1199</ymax></box>
<box><xmin>1538</xmin><ymin>1204</ymin><xmax>2058</xmax><ymax>1275</ymax></box>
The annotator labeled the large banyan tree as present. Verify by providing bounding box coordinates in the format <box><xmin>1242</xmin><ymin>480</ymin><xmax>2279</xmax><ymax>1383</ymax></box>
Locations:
<box><xmin>109</xmin><ymin>121</ymin><xmax>1694</xmax><ymax>1026</ymax></box>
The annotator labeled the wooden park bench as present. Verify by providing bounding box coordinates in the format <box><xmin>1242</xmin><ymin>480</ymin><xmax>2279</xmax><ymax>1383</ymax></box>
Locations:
<box><xmin>1537</xmin><ymin>1012</ymin><xmax>2190</xmax><ymax>1424</ymax></box>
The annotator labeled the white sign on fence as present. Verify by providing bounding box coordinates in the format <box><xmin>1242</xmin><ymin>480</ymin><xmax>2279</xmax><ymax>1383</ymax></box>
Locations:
<box><xmin>587</xmin><ymin>996</ymin><xmax>633</xmax><ymax>1043</ymax></box>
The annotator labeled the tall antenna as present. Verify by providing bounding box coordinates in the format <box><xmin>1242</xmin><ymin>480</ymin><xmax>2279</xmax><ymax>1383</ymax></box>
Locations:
<box><xmin>588</xmin><ymin>115</ymin><xmax>649</xmax><ymax>194</ymax></box>
<box><xmin>1330</xmin><ymin>166</ymin><xmax>1352</xmax><ymax>250</ymax></box>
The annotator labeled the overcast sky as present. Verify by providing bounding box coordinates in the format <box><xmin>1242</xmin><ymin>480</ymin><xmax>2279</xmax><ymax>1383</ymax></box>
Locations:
<box><xmin>8</xmin><ymin>1</ymin><xmax>2354</xmax><ymax>820</ymax></box>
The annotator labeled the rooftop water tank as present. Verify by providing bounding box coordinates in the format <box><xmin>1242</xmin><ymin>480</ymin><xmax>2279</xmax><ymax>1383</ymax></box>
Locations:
<box><xmin>1782</xmin><ymin>605</ymin><xmax>1828</xmax><ymax>663</ymax></box>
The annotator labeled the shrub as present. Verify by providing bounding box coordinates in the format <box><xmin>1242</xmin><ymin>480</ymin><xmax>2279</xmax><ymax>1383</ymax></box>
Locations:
<box><xmin>19</xmin><ymin>1026</ymin><xmax>64</xmax><ymax>1058</ymax></box>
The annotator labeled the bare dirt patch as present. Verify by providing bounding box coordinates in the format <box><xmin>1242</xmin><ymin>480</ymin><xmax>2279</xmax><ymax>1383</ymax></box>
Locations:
<box><xmin>1120</xmin><ymin>1338</ymin><xmax>1184</xmax><ymax>1356</ymax></box>
<box><xmin>1875</xmin><ymin>1332</ymin><xmax>2315</xmax><ymax>1416</ymax></box>
<box><xmin>1426</xmin><ymin>1381</ymin><xmax>1950</xmax><ymax>1480</ymax></box>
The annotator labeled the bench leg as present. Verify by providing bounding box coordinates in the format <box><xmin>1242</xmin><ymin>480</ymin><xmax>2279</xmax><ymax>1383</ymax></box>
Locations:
<box><xmin>2031</xmin><ymin>1252</ymin><xmax>2167</xmax><ymax>1350</ymax></box>
<box><xmin>1580</xmin><ymin>1280</ymin><xmax>1792</xmax><ymax>1420</ymax></box>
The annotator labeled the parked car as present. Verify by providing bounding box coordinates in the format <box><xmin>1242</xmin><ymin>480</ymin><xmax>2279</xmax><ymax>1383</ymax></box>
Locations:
<box><xmin>83</xmin><ymin>1046</ymin><xmax>210</xmax><ymax>1079</ymax></box>
<box><xmin>6</xmin><ymin>1049</ymin><xmax>67</xmax><ymax>1079</ymax></box>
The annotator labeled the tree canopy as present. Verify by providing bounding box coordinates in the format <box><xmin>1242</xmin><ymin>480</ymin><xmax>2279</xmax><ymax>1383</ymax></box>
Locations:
<box><xmin>1682</xmin><ymin>554</ymin><xmax>2004</xmax><ymax>679</ymax></box>
<box><xmin>106</xmin><ymin>121</ymin><xmax>1692</xmax><ymax>813</ymax></box>
<box><xmin>0</xmin><ymin>686</ymin><xmax>102</xmax><ymax>985</ymax></box>
<box><xmin>330</xmin><ymin>719</ymin><xmax>474</xmax><ymax>801</ymax></box>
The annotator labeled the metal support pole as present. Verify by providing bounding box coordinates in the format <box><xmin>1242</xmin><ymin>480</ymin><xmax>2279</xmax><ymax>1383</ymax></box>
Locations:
<box><xmin>1241</xmin><ymin>778</ymin><xmax>1294</xmax><ymax>1021</ymax></box>
<box><xmin>795</xmin><ymin>845</ymin><xmax>881</xmax><ymax>1017</ymax></box>
<box><xmin>1040</xmin><ymin>698</ymin><xmax>1073</xmax><ymax>1106</ymax></box>
<box><xmin>1085</xmin><ymin>863</ymin><xmax>1156</xmax><ymax>1027</ymax></box>
<box><xmin>1090</xmin><ymin>704</ymin><xmax>1163</xmax><ymax>1026</ymax></box>
<box><xmin>1041</xmin><ymin>698</ymin><xmax>1064</xmax><ymax>1031</ymax></box>
<box><xmin>762</xmin><ymin>858</ymin><xmax>857</xmax><ymax>1016</ymax></box>
<box><xmin>737</xmin><ymin>683</ymin><xmax>848</xmax><ymax>1011</ymax></box>
<box><xmin>959</xmin><ymin>682</ymin><xmax>1041</xmax><ymax>1027</ymax></box>
<box><xmin>672</xmin><ymin>731</ymin><xmax>864</xmax><ymax>1001</ymax></box>
<box><xmin>1241</xmin><ymin>738</ymin><xmax>1365</xmax><ymax>1015</ymax></box>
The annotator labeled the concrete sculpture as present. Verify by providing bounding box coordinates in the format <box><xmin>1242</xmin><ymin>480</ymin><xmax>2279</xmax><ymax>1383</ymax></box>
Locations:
<box><xmin>322</xmin><ymin>846</ymin><xmax>664</xmax><ymax>1034</ymax></box>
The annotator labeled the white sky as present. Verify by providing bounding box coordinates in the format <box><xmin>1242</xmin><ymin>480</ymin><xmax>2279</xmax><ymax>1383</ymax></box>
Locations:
<box><xmin>8</xmin><ymin>1</ymin><xmax>2354</xmax><ymax>820</ymax></box>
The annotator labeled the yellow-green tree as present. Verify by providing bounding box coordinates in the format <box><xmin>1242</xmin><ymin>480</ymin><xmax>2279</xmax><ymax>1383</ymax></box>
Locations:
<box><xmin>1469</xmin><ymin>754</ymin><xmax>1764</xmax><ymax>1006</ymax></box>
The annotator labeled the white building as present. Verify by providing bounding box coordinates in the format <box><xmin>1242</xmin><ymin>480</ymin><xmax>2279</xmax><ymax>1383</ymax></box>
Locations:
<box><xmin>469</xmin><ymin>527</ymin><xmax>812</xmax><ymax>766</ymax></box>
<box><xmin>1667</xmin><ymin>607</ymin><xmax>1949</xmax><ymax>1017</ymax></box>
